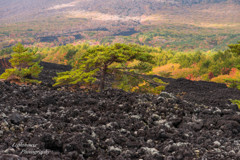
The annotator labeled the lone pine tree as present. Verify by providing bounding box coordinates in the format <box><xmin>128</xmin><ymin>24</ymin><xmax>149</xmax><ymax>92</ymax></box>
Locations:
<box><xmin>54</xmin><ymin>43</ymin><xmax>166</xmax><ymax>92</ymax></box>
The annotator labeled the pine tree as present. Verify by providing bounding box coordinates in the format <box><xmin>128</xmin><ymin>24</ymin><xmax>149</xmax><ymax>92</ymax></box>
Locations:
<box><xmin>228</xmin><ymin>41</ymin><xmax>240</xmax><ymax>56</ymax></box>
<box><xmin>54</xmin><ymin>43</ymin><xmax>166</xmax><ymax>93</ymax></box>
<box><xmin>0</xmin><ymin>43</ymin><xmax>43</xmax><ymax>83</ymax></box>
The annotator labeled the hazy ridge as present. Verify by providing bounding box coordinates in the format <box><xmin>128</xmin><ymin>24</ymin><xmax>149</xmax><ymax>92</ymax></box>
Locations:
<box><xmin>1</xmin><ymin>0</ymin><xmax>239</xmax><ymax>23</ymax></box>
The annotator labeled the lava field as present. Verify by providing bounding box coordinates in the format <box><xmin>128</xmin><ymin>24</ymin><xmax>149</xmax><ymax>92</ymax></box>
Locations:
<box><xmin>0</xmin><ymin>59</ymin><xmax>240</xmax><ymax>160</ymax></box>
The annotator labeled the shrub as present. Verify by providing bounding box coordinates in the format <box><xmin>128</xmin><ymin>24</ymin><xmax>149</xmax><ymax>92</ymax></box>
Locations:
<box><xmin>208</xmin><ymin>72</ymin><xmax>214</xmax><ymax>80</ymax></box>
<box><xmin>114</xmin><ymin>73</ymin><xmax>167</xmax><ymax>94</ymax></box>
<box><xmin>230</xmin><ymin>99</ymin><xmax>240</xmax><ymax>110</ymax></box>
<box><xmin>224</xmin><ymin>68</ymin><xmax>240</xmax><ymax>89</ymax></box>
<box><xmin>131</xmin><ymin>78</ymin><xmax>167</xmax><ymax>94</ymax></box>
<box><xmin>225</xmin><ymin>78</ymin><xmax>240</xmax><ymax>89</ymax></box>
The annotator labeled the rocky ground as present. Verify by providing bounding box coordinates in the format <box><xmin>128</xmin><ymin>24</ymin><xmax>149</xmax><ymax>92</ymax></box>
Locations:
<box><xmin>0</xmin><ymin>59</ymin><xmax>240</xmax><ymax>160</ymax></box>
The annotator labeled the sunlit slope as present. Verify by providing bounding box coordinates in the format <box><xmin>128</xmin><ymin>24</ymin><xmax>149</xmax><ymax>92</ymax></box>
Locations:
<box><xmin>0</xmin><ymin>0</ymin><xmax>239</xmax><ymax>50</ymax></box>
<box><xmin>1</xmin><ymin>0</ymin><xmax>239</xmax><ymax>23</ymax></box>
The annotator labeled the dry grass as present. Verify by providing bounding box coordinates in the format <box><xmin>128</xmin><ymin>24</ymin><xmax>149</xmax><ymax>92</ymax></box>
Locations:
<box><xmin>67</xmin><ymin>11</ymin><xmax>141</xmax><ymax>21</ymax></box>
<box><xmin>141</xmin><ymin>3</ymin><xmax>240</xmax><ymax>31</ymax></box>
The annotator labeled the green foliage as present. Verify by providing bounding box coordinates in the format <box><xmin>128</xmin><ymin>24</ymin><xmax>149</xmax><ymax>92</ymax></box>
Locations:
<box><xmin>0</xmin><ymin>68</ymin><xmax>18</xmax><ymax>79</ymax></box>
<box><xmin>116</xmin><ymin>75</ymin><xmax>167</xmax><ymax>94</ymax></box>
<box><xmin>133</xmin><ymin>26</ymin><xmax>240</xmax><ymax>51</ymax></box>
<box><xmin>39</xmin><ymin>43</ymin><xmax>90</xmax><ymax>65</ymax></box>
<box><xmin>213</xmin><ymin>51</ymin><xmax>232</xmax><ymax>61</ymax></box>
<box><xmin>153</xmin><ymin>49</ymin><xmax>174</xmax><ymax>66</ymax></box>
<box><xmin>100</xmin><ymin>36</ymin><xmax>115</xmax><ymax>44</ymax></box>
<box><xmin>132</xmin><ymin>81</ymin><xmax>166</xmax><ymax>95</ymax></box>
<box><xmin>225</xmin><ymin>78</ymin><xmax>240</xmax><ymax>90</ymax></box>
<box><xmin>199</xmin><ymin>59</ymin><xmax>211</xmax><ymax>74</ymax></box>
<box><xmin>11</xmin><ymin>40</ymin><xmax>238</xmax><ymax>88</ymax></box>
<box><xmin>54</xmin><ymin>43</ymin><xmax>156</xmax><ymax>92</ymax></box>
<box><xmin>172</xmin><ymin>51</ymin><xmax>204</xmax><ymax>68</ymax></box>
<box><xmin>13</xmin><ymin>43</ymin><xmax>28</xmax><ymax>53</ymax></box>
<box><xmin>53</xmin><ymin>69</ymin><xmax>97</xmax><ymax>87</ymax></box>
<box><xmin>0</xmin><ymin>43</ymin><xmax>43</xmax><ymax>83</ymax></box>
<box><xmin>228</xmin><ymin>41</ymin><xmax>240</xmax><ymax>56</ymax></box>
<box><xmin>0</xmin><ymin>47</ymin><xmax>13</xmax><ymax>56</ymax></box>
<box><xmin>113</xmin><ymin>71</ymin><xmax>167</xmax><ymax>94</ymax></box>
<box><xmin>65</xmin><ymin>49</ymin><xmax>77</xmax><ymax>61</ymax></box>
<box><xmin>230</xmin><ymin>99</ymin><xmax>240</xmax><ymax>110</ymax></box>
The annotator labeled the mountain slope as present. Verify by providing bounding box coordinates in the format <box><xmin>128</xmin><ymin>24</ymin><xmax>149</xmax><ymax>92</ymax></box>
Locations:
<box><xmin>0</xmin><ymin>0</ymin><xmax>239</xmax><ymax>50</ymax></box>
<box><xmin>0</xmin><ymin>0</ymin><xmax>239</xmax><ymax>23</ymax></box>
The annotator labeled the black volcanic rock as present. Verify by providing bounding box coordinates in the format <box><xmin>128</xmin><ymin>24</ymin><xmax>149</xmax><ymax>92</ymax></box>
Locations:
<box><xmin>0</xmin><ymin>82</ymin><xmax>239</xmax><ymax>159</ymax></box>
<box><xmin>9</xmin><ymin>113</ymin><xmax>23</xmax><ymax>125</ymax></box>
<box><xmin>0</xmin><ymin>58</ymin><xmax>240</xmax><ymax>159</ymax></box>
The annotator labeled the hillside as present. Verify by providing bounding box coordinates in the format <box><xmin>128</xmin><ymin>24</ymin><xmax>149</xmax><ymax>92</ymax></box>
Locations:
<box><xmin>0</xmin><ymin>59</ymin><xmax>240</xmax><ymax>159</ymax></box>
<box><xmin>0</xmin><ymin>0</ymin><xmax>238</xmax><ymax>22</ymax></box>
<box><xmin>0</xmin><ymin>0</ymin><xmax>240</xmax><ymax>50</ymax></box>
<box><xmin>1</xmin><ymin>0</ymin><xmax>239</xmax><ymax>23</ymax></box>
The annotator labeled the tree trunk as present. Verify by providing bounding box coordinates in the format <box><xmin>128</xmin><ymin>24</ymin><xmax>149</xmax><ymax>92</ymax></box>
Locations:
<box><xmin>100</xmin><ymin>64</ymin><xmax>107</xmax><ymax>92</ymax></box>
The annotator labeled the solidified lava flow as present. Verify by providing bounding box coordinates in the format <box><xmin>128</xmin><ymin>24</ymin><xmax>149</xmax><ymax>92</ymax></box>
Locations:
<box><xmin>0</xmin><ymin>59</ymin><xmax>240</xmax><ymax>159</ymax></box>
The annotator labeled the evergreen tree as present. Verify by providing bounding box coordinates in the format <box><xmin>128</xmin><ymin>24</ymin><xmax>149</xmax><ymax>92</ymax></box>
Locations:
<box><xmin>54</xmin><ymin>43</ymin><xmax>166</xmax><ymax>92</ymax></box>
<box><xmin>0</xmin><ymin>43</ymin><xmax>43</xmax><ymax>83</ymax></box>
<box><xmin>228</xmin><ymin>41</ymin><xmax>240</xmax><ymax>56</ymax></box>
